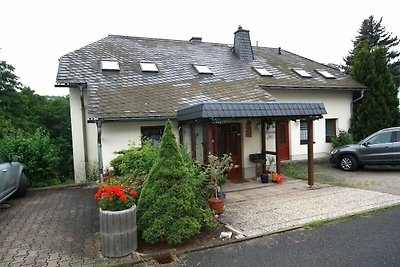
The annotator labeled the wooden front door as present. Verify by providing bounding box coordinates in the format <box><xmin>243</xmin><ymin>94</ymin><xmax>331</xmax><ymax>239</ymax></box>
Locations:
<box><xmin>276</xmin><ymin>121</ymin><xmax>289</xmax><ymax>161</ymax></box>
<box><xmin>216</xmin><ymin>123</ymin><xmax>242</xmax><ymax>180</ymax></box>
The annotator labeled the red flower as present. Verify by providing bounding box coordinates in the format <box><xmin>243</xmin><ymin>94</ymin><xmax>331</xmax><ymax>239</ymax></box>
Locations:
<box><xmin>109</xmin><ymin>197</ymin><xmax>113</xmax><ymax>201</ymax></box>
<box><xmin>130</xmin><ymin>190</ymin><xmax>138</xmax><ymax>197</ymax></box>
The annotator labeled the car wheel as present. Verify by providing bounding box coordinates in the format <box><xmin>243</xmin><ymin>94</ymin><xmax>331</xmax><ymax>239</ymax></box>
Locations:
<box><xmin>14</xmin><ymin>173</ymin><xmax>28</xmax><ymax>197</ymax></box>
<box><xmin>339</xmin><ymin>155</ymin><xmax>358</xmax><ymax>171</ymax></box>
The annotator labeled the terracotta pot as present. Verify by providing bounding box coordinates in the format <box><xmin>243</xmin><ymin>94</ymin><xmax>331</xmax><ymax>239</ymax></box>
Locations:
<box><xmin>100</xmin><ymin>205</ymin><xmax>138</xmax><ymax>257</ymax></box>
<box><xmin>208</xmin><ymin>197</ymin><xmax>225</xmax><ymax>213</ymax></box>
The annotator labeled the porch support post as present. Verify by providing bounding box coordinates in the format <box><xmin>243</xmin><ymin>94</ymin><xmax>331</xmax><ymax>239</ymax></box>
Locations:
<box><xmin>307</xmin><ymin>119</ymin><xmax>314</xmax><ymax>186</ymax></box>
<box><xmin>275</xmin><ymin>121</ymin><xmax>281</xmax><ymax>174</ymax></box>
<box><xmin>95</xmin><ymin>119</ymin><xmax>103</xmax><ymax>181</ymax></box>
<box><xmin>261</xmin><ymin>119</ymin><xmax>266</xmax><ymax>173</ymax></box>
<box><xmin>190</xmin><ymin>124</ymin><xmax>196</xmax><ymax>159</ymax></box>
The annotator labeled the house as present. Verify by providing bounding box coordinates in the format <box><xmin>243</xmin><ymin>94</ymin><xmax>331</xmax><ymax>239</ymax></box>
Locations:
<box><xmin>56</xmin><ymin>26</ymin><xmax>365</xmax><ymax>183</ymax></box>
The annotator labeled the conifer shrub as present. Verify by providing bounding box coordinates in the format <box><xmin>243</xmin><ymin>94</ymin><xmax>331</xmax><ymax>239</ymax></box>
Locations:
<box><xmin>137</xmin><ymin>120</ymin><xmax>215</xmax><ymax>245</ymax></box>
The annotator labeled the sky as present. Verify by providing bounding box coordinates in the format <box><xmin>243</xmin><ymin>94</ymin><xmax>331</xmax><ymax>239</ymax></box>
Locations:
<box><xmin>1</xmin><ymin>0</ymin><xmax>399</xmax><ymax>96</ymax></box>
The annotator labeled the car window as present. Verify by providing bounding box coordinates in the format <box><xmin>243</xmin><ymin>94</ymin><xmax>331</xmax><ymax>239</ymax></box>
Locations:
<box><xmin>367</xmin><ymin>132</ymin><xmax>392</xmax><ymax>145</ymax></box>
<box><xmin>393</xmin><ymin>131</ymin><xmax>400</xmax><ymax>142</ymax></box>
<box><xmin>0</xmin><ymin>152</ymin><xmax>9</xmax><ymax>163</ymax></box>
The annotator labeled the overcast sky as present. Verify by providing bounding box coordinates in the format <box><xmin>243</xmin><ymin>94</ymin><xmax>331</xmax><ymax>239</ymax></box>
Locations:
<box><xmin>1</xmin><ymin>0</ymin><xmax>399</xmax><ymax>96</ymax></box>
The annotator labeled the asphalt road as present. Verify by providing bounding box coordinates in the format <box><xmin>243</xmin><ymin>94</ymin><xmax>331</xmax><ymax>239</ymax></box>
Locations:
<box><xmin>142</xmin><ymin>207</ymin><xmax>400</xmax><ymax>267</ymax></box>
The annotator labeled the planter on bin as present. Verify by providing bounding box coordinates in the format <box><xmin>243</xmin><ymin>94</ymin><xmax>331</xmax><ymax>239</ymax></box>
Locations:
<box><xmin>100</xmin><ymin>205</ymin><xmax>138</xmax><ymax>257</ymax></box>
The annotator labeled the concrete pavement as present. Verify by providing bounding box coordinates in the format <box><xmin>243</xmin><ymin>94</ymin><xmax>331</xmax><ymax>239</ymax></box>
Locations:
<box><xmin>221</xmin><ymin>178</ymin><xmax>400</xmax><ymax>237</ymax></box>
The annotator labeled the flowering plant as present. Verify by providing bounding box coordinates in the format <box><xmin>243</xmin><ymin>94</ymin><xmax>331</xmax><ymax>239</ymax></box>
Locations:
<box><xmin>94</xmin><ymin>185</ymin><xmax>138</xmax><ymax>211</ymax></box>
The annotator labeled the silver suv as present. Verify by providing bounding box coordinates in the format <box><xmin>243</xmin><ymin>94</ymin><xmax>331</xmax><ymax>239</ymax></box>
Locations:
<box><xmin>0</xmin><ymin>151</ymin><xmax>28</xmax><ymax>204</ymax></box>
<box><xmin>330</xmin><ymin>127</ymin><xmax>400</xmax><ymax>171</ymax></box>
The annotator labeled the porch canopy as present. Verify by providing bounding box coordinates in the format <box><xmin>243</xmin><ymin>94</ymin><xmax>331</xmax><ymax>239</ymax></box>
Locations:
<box><xmin>177</xmin><ymin>102</ymin><xmax>326</xmax><ymax>122</ymax></box>
<box><xmin>177</xmin><ymin>101</ymin><xmax>327</xmax><ymax>186</ymax></box>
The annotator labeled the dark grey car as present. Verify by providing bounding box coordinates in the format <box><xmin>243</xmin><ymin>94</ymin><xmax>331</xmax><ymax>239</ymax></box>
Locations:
<box><xmin>0</xmin><ymin>151</ymin><xmax>28</xmax><ymax>203</ymax></box>
<box><xmin>330</xmin><ymin>127</ymin><xmax>400</xmax><ymax>171</ymax></box>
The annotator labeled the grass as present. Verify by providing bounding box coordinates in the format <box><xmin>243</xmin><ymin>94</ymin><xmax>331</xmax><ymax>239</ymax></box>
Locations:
<box><xmin>303</xmin><ymin>204</ymin><xmax>400</xmax><ymax>229</ymax></box>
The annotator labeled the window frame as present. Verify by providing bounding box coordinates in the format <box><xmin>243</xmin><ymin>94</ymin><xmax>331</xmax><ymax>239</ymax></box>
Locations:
<box><xmin>141</xmin><ymin>126</ymin><xmax>165</xmax><ymax>146</ymax></box>
<box><xmin>325</xmin><ymin>118</ymin><xmax>337</xmax><ymax>143</ymax></box>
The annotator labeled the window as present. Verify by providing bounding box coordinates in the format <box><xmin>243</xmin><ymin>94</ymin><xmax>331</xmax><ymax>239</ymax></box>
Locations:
<box><xmin>140</xmin><ymin>62</ymin><xmax>158</xmax><ymax>72</ymax></box>
<box><xmin>393</xmin><ymin>131</ymin><xmax>400</xmax><ymax>142</ymax></box>
<box><xmin>325</xmin><ymin>119</ymin><xmax>337</xmax><ymax>143</ymax></box>
<box><xmin>0</xmin><ymin>151</ymin><xmax>9</xmax><ymax>163</ymax></box>
<box><xmin>141</xmin><ymin>126</ymin><xmax>164</xmax><ymax>146</ymax></box>
<box><xmin>253</xmin><ymin>67</ymin><xmax>273</xmax><ymax>77</ymax></box>
<box><xmin>101</xmin><ymin>60</ymin><xmax>120</xmax><ymax>71</ymax></box>
<box><xmin>292</xmin><ymin>68</ymin><xmax>312</xmax><ymax>78</ymax></box>
<box><xmin>316</xmin><ymin>69</ymin><xmax>336</xmax><ymax>79</ymax></box>
<box><xmin>367</xmin><ymin>132</ymin><xmax>392</xmax><ymax>145</ymax></box>
<box><xmin>193</xmin><ymin>64</ymin><xmax>213</xmax><ymax>74</ymax></box>
<box><xmin>300</xmin><ymin>120</ymin><xmax>308</xmax><ymax>144</ymax></box>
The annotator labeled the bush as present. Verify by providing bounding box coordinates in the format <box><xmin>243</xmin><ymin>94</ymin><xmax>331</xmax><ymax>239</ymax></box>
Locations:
<box><xmin>332</xmin><ymin>129</ymin><xmax>354</xmax><ymax>148</ymax></box>
<box><xmin>0</xmin><ymin>129</ymin><xmax>61</xmax><ymax>186</ymax></box>
<box><xmin>137</xmin><ymin>120</ymin><xmax>215</xmax><ymax>245</ymax></box>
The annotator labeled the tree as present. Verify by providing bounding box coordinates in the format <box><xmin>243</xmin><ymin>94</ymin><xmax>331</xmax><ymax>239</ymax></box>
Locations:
<box><xmin>137</xmin><ymin>120</ymin><xmax>207</xmax><ymax>245</ymax></box>
<box><xmin>344</xmin><ymin>16</ymin><xmax>400</xmax><ymax>86</ymax></box>
<box><xmin>350</xmin><ymin>41</ymin><xmax>400</xmax><ymax>141</ymax></box>
<box><xmin>0</xmin><ymin>60</ymin><xmax>21</xmax><ymax>93</ymax></box>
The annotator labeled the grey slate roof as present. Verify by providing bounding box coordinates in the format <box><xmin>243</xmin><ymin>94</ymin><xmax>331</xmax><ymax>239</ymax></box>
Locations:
<box><xmin>56</xmin><ymin>34</ymin><xmax>365</xmax><ymax>120</ymax></box>
<box><xmin>177</xmin><ymin>102</ymin><xmax>327</xmax><ymax>122</ymax></box>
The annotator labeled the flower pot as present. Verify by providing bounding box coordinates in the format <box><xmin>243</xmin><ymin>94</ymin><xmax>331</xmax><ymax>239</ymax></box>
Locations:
<box><xmin>208</xmin><ymin>197</ymin><xmax>225</xmax><ymax>214</ymax></box>
<box><xmin>99</xmin><ymin>205</ymin><xmax>138</xmax><ymax>257</ymax></box>
<box><xmin>260</xmin><ymin>173</ymin><xmax>269</xmax><ymax>183</ymax></box>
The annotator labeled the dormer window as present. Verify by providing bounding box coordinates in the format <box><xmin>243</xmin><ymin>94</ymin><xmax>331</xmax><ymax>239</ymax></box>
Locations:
<box><xmin>140</xmin><ymin>62</ymin><xmax>159</xmax><ymax>72</ymax></box>
<box><xmin>193</xmin><ymin>64</ymin><xmax>213</xmax><ymax>74</ymax></box>
<box><xmin>101</xmin><ymin>60</ymin><xmax>120</xmax><ymax>71</ymax></box>
<box><xmin>253</xmin><ymin>66</ymin><xmax>273</xmax><ymax>77</ymax></box>
<box><xmin>316</xmin><ymin>69</ymin><xmax>336</xmax><ymax>79</ymax></box>
<box><xmin>292</xmin><ymin>68</ymin><xmax>312</xmax><ymax>78</ymax></box>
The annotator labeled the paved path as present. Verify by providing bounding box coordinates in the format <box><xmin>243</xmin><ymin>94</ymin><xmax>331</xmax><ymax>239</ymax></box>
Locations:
<box><xmin>0</xmin><ymin>186</ymin><xmax>102</xmax><ymax>267</ymax></box>
<box><xmin>221</xmin><ymin>179</ymin><xmax>400</xmax><ymax>237</ymax></box>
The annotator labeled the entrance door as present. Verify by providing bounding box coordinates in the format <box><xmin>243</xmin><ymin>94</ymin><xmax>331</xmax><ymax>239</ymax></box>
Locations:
<box><xmin>276</xmin><ymin>121</ymin><xmax>289</xmax><ymax>161</ymax></box>
<box><xmin>216</xmin><ymin>123</ymin><xmax>242</xmax><ymax>180</ymax></box>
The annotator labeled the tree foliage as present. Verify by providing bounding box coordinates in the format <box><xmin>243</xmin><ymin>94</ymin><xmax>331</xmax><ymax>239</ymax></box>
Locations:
<box><xmin>137</xmin><ymin>120</ymin><xmax>214</xmax><ymax>245</ymax></box>
<box><xmin>350</xmin><ymin>42</ymin><xmax>400</xmax><ymax>141</ymax></box>
<box><xmin>344</xmin><ymin>16</ymin><xmax>400</xmax><ymax>86</ymax></box>
<box><xmin>0</xmin><ymin>60</ymin><xmax>73</xmax><ymax>184</ymax></box>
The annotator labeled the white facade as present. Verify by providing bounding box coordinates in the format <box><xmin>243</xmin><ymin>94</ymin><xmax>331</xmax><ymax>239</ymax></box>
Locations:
<box><xmin>69</xmin><ymin>86</ymin><xmax>353</xmax><ymax>182</ymax></box>
<box><xmin>268</xmin><ymin>89</ymin><xmax>353</xmax><ymax>160</ymax></box>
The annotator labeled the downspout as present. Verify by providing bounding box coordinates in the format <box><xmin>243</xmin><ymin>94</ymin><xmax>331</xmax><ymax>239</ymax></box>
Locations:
<box><xmin>351</xmin><ymin>90</ymin><xmax>365</xmax><ymax>117</ymax></box>
<box><xmin>79</xmin><ymin>84</ymin><xmax>89</xmax><ymax>175</ymax></box>
<box><xmin>95</xmin><ymin>119</ymin><xmax>103</xmax><ymax>181</ymax></box>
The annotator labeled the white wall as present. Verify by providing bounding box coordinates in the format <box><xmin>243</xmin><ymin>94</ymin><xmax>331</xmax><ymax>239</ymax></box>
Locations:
<box><xmin>69</xmin><ymin>87</ymin><xmax>86</xmax><ymax>183</ymax></box>
<box><xmin>268</xmin><ymin>89</ymin><xmax>353</xmax><ymax>160</ymax></box>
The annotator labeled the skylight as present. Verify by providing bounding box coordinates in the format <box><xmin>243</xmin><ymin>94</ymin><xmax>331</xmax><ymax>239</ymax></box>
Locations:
<box><xmin>253</xmin><ymin>67</ymin><xmax>273</xmax><ymax>77</ymax></box>
<box><xmin>101</xmin><ymin>60</ymin><xmax>120</xmax><ymax>71</ymax></box>
<box><xmin>316</xmin><ymin>69</ymin><xmax>336</xmax><ymax>79</ymax></box>
<box><xmin>140</xmin><ymin>62</ymin><xmax>159</xmax><ymax>72</ymax></box>
<box><xmin>193</xmin><ymin>64</ymin><xmax>213</xmax><ymax>74</ymax></box>
<box><xmin>292</xmin><ymin>68</ymin><xmax>312</xmax><ymax>78</ymax></box>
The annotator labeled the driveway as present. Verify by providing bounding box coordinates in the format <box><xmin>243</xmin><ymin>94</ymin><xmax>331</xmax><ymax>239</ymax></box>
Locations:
<box><xmin>0</xmin><ymin>186</ymin><xmax>103</xmax><ymax>266</ymax></box>
<box><xmin>283</xmin><ymin>160</ymin><xmax>400</xmax><ymax>195</ymax></box>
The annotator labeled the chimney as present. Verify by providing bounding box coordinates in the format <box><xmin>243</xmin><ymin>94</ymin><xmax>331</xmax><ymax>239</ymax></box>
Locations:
<box><xmin>233</xmin><ymin>25</ymin><xmax>254</xmax><ymax>60</ymax></box>
<box><xmin>190</xmin><ymin>37</ymin><xmax>202</xmax><ymax>44</ymax></box>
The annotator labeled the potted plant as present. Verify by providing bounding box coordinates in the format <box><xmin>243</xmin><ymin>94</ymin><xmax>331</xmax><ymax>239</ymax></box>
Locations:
<box><xmin>94</xmin><ymin>178</ymin><xmax>139</xmax><ymax>257</ymax></box>
<box><xmin>206</xmin><ymin>153</ymin><xmax>234</xmax><ymax>213</ymax></box>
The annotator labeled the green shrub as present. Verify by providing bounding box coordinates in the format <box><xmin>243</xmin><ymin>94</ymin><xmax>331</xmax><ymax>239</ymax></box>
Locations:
<box><xmin>332</xmin><ymin>129</ymin><xmax>354</xmax><ymax>148</ymax></box>
<box><xmin>0</xmin><ymin>129</ymin><xmax>61</xmax><ymax>186</ymax></box>
<box><xmin>137</xmin><ymin>120</ymin><xmax>215</xmax><ymax>245</ymax></box>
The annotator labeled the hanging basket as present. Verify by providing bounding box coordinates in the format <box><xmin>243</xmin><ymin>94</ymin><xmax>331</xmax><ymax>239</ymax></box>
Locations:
<box><xmin>100</xmin><ymin>205</ymin><xmax>138</xmax><ymax>257</ymax></box>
